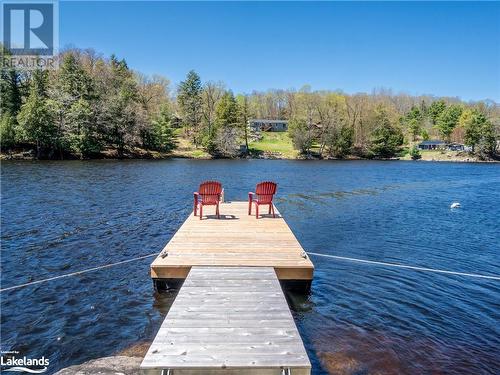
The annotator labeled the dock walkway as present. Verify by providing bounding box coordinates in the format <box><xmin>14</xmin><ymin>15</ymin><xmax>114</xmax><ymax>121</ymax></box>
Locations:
<box><xmin>141</xmin><ymin>266</ymin><xmax>311</xmax><ymax>375</ymax></box>
<box><xmin>143</xmin><ymin>201</ymin><xmax>314</xmax><ymax>374</ymax></box>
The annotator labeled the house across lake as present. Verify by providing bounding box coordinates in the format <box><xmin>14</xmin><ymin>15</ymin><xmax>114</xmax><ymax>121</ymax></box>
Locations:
<box><xmin>418</xmin><ymin>140</ymin><xmax>446</xmax><ymax>150</ymax></box>
<box><xmin>418</xmin><ymin>140</ymin><xmax>470</xmax><ymax>151</ymax></box>
<box><xmin>249</xmin><ymin>119</ymin><xmax>288</xmax><ymax>132</ymax></box>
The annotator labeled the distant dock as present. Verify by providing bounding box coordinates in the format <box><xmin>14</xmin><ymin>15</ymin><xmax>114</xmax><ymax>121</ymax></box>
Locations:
<box><xmin>142</xmin><ymin>201</ymin><xmax>314</xmax><ymax>375</ymax></box>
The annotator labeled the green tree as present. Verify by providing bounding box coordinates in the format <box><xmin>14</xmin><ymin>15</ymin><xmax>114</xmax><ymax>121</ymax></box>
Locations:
<box><xmin>325</xmin><ymin>124</ymin><xmax>353</xmax><ymax>158</ymax></box>
<box><xmin>215</xmin><ymin>91</ymin><xmax>239</xmax><ymax>128</ymax></box>
<box><xmin>428</xmin><ymin>99</ymin><xmax>446</xmax><ymax>125</ymax></box>
<box><xmin>401</xmin><ymin>106</ymin><xmax>423</xmax><ymax>141</ymax></box>
<box><xmin>210</xmin><ymin>91</ymin><xmax>241</xmax><ymax>157</ymax></box>
<box><xmin>410</xmin><ymin>145</ymin><xmax>422</xmax><ymax>160</ymax></box>
<box><xmin>236</xmin><ymin>94</ymin><xmax>251</xmax><ymax>154</ymax></box>
<box><xmin>289</xmin><ymin>118</ymin><xmax>313</xmax><ymax>155</ymax></box>
<box><xmin>178</xmin><ymin>70</ymin><xmax>203</xmax><ymax>146</ymax></box>
<box><xmin>147</xmin><ymin>106</ymin><xmax>176</xmax><ymax>152</ymax></box>
<box><xmin>56</xmin><ymin>53</ymin><xmax>100</xmax><ymax>157</ymax></box>
<box><xmin>421</xmin><ymin>129</ymin><xmax>430</xmax><ymax>140</ymax></box>
<box><xmin>369</xmin><ymin>107</ymin><xmax>404</xmax><ymax>158</ymax></box>
<box><xmin>58</xmin><ymin>53</ymin><xmax>94</xmax><ymax>100</ymax></box>
<box><xmin>0</xmin><ymin>61</ymin><xmax>22</xmax><ymax>149</ymax></box>
<box><xmin>103</xmin><ymin>55</ymin><xmax>138</xmax><ymax>157</ymax></box>
<box><xmin>435</xmin><ymin>104</ymin><xmax>462</xmax><ymax>142</ymax></box>
<box><xmin>460</xmin><ymin>109</ymin><xmax>481</xmax><ymax>152</ymax></box>
<box><xmin>459</xmin><ymin>109</ymin><xmax>497</xmax><ymax>156</ymax></box>
<box><xmin>477</xmin><ymin>120</ymin><xmax>496</xmax><ymax>157</ymax></box>
<box><xmin>64</xmin><ymin>99</ymin><xmax>101</xmax><ymax>157</ymax></box>
<box><xmin>0</xmin><ymin>114</ymin><xmax>17</xmax><ymax>149</ymax></box>
<box><xmin>16</xmin><ymin>70</ymin><xmax>57</xmax><ymax>158</ymax></box>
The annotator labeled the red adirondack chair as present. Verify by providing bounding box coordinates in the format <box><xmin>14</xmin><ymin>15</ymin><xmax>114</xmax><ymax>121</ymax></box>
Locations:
<box><xmin>248</xmin><ymin>181</ymin><xmax>277</xmax><ymax>219</ymax></box>
<box><xmin>194</xmin><ymin>181</ymin><xmax>223</xmax><ymax>220</ymax></box>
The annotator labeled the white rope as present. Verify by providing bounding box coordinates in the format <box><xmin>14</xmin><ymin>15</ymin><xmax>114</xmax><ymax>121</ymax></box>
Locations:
<box><xmin>0</xmin><ymin>253</ymin><xmax>157</xmax><ymax>293</ymax></box>
<box><xmin>306</xmin><ymin>252</ymin><xmax>500</xmax><ymax>281</ymax></box>
<box><xmin>2</xmin><ymin>251</ymin><xmax>498</xmax><ymax>293</ymax></box>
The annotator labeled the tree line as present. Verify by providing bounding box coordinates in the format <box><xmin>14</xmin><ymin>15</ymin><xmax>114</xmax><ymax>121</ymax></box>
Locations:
<box><xmin>1</xmin><ymin>47</ymin><xmax>498</xmax><ymax>159</ymax></box>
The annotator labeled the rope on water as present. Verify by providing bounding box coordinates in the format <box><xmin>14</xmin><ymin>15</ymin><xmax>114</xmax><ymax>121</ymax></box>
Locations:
<box><xmin>306</xmin><ymin>252</ymin><xmax>500</xmax><ymax>281</ymax></box>
<box><xmin>0</xmin><ymin>253</ymin><xmax>158</xmax><ymax>293</ymax></box>
<box><xmin>2</xmin><ymin>251</ymin><xmax>498</xmax><ymax>293</ymax></box>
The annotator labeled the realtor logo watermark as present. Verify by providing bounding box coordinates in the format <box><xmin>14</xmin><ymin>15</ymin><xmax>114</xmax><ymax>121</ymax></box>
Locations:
<box><xmin>1</xmin><ymin>351</ymin><xmax>49</xmax><ymax>373</ymax></box>
<box><xmin>1</xmin><ymin>0</ymin><xmax>59</xmax><ymax>69</ymax></box>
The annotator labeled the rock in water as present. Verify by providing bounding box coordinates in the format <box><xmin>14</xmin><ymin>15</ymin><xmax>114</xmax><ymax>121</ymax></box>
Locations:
<box><xmin>54</xmin><ymin>356</ymin><xmax>141</xmax><ymax>375</ymax></box>
<box><xmin>450</xmin><ymin>202</ymin><xmax>461</xmax><ymax>209</ymax></box>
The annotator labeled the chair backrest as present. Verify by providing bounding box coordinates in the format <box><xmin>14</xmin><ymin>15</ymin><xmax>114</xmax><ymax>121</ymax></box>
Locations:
<box><xmin>256</xmin><ymin>181</ymin><xmax>277</xmax><ymax>204</ymax></box>
<box><xmin>199</xmin><ymin>181</ymin><xmax>222</xmax><ymax>204</ymax></box>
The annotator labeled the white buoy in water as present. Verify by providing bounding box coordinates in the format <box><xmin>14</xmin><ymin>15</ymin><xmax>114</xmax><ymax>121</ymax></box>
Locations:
<box><xmin>450</xmin><ymin>202</ymin><xmax>461</xmax><ymax>209</ymax></box>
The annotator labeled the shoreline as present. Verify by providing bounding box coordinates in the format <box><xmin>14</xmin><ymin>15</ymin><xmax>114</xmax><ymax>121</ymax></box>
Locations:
<box><xmin>1</xmin><ymin>152</ymin><xmax>498</xmax><ymax>163</ymax></box>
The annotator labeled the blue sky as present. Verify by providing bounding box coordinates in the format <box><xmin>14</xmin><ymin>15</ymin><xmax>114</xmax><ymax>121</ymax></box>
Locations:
<box><xmin>60</xmin><ymin>1</ymin><xmax>500</xmax><ymax>102</ymax></box>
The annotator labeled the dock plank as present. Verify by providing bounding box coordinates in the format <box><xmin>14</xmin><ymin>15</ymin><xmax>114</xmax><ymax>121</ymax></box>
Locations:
<box><xmin>140</xmin><ymin>266</ymin><xmax>311</xmax><ymax>375</ymax></box>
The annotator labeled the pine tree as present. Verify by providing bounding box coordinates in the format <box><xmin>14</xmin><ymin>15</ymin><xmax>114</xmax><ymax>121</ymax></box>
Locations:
<box><xmin>177</xmin><ymin>70</ymin><xmax>203</xmax><ymax>146</ymax></box>
<box><xmin>16</xmin><ymin>70</ymin><xmax>57</xmax><ymax>158</ymax></box>
<box><xmin>428</xmin><ymin>99</ymin><xmax>446</xmax><ymax>125</ymax></box>
<box><xmin>460</xmin><ymin>109</ymin><xmax>496</xmax><ymax>156</ymax></box>
<box><xmin>369</xmin><ymin>107</ymin><xmax>404</xmax><ymax>158</ymax></box>
<box><xmin>149</xmin><ymin>106</ymin><xmax>176</xmax><ymax>152</ymax></box>
<box><xmin>0</xmin><ymin>60</ymin><xmax>22</xmax><ymax>149</ymax></box>
<box><xmin>401</xmin><ymin>106</ymin><xmax>423</xmax><ymax>141</ymax></box>
<box><xmin>436</xmin><ymin>104</ymin><xmax>462</xmax><ymax>142</ymax></box>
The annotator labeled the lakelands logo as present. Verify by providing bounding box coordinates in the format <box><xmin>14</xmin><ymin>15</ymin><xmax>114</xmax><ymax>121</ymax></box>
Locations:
<box><xmin>1</xmin><ymin>0</ymin><xmax>59</xmax><ymax>69</ymax></box>
<box><xmin>1</xmin><ymin>353</ymin><xmax>49</xmax><ymax>373</ymax></box>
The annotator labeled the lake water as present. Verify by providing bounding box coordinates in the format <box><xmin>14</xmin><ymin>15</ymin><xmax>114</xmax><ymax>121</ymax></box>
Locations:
<box><xmin>1</xmin><ymin>160</ymin><xmax>499</xmax><ymax>374</ymax></box>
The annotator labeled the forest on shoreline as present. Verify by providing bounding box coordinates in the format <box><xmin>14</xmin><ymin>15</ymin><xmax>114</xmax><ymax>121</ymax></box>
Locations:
<box><xmin>1</xmin><ymin>47</ymin><xmax>499</xmax><ymax>161</ymax></box>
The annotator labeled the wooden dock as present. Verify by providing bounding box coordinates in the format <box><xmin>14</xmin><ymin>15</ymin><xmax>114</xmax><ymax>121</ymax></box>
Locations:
<box><xmin>150</xmin><ymin>202</ymin><xmax>314</xmax><ymax>283</ymax></box>
<box><xmin>141</xmin><ymin>267</ymin><xmax>311</xmax><ymax>375</ymax></box>
<box><xmin>143</xmin><ymin>201</ymin><xmax>314</xmax><ymax>374</ymax></box>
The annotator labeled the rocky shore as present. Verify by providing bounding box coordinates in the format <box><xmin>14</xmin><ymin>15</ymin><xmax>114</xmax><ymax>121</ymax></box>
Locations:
<box><xmin>53</xmin><ymin>342</ymin><xmax>151</xmax><ymax>375</ymax></box>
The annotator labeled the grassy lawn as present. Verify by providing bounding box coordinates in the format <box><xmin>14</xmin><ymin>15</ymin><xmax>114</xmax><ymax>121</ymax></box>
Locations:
<box><xmin>249</xmin><ymin>132</ymin><xmax>297</xmax><ymax>158</ymax></box>
<box><xmin>171</xmin><ymin>129</ymin><xmax>211</xmax><ymax>159</ymax></box>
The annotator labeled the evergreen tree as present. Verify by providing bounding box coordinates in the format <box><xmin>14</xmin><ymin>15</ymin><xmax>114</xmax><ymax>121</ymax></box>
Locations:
<box><xmin>436</xmin><ymin>104</ymin><xmax>462</xmax><ymax>142</ymax></box>
<box><xmin>209</xmin><ymin>91</ymin><xmax>241</xmax><ymax>156</ymax></box>
<box><xmin>428</xmin><ymin>99</ymin><xmax>446</xmax><ymax>125</ymax></box>
<box><xmin>410</xmin><ymin>145</ymin><xmax>422</xmax><ymax>160</ymax></box>
<box><xmin>56</xmin><ymin>53</ymin><xmax>100</xmax><ymax>157</ymax></box>
<box><xmin>177</xmin><ymin>70</ymin><xmax>203</xmax><ymax>146</ymax></box>
<box><xmin>0</xmin><ymin>115</ymin><xmax>17</xmax><ymax>149</ymax></box>
<box><xmin>147</xmin><ymin>106</ymin><xmax>176</xmax><ymax>152</ymax></box>
<box><xmin>460</xmin><ymin>109</ymin><xmax>496</xmax><ymax>156</ymax></box>
<box><xmin>104</xmin><ymin>55</ymin><xmax>138</xmax><ymax>156</ymax></box>
<box><xmin>236</xmin><ymin>94</ymin><xmax>251</xmax><ymax>153</ymax></box>
<box><xmin>369</xmin><ymin>107</ymin><xmax>404</xmax><ymax>158</ymax></box>
<box><xmin>59</xmin><ymin>53</ymin><xmax>94</xmax><ymax>100</ymax></box>
<box><xmin>16</xmin><ymin>70</ymin><xmax>57</xmax><ymax>158</ymax></box>
<box><xmin>0</xmin><ymin>66</ymin><xmax>22</xmax><ymax>116</ymax></box>
<box><xmin>215</xmin><ymin>91</ymin><xmax>239</xmax><ymax>128</ymax></box>
<box><xmin>0</xmin><ymin>60</ymin><xmax>22</xmax><ymax>149</ymax></box>
<box><xmin>401</xmin><ymin>106</ymin><xmax>423</xmax><ymax>141</ymax></box>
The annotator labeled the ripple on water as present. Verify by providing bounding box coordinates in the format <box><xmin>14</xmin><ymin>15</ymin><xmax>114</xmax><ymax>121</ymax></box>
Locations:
<box><xmin>1</xmin><ymin>160</ymin><xmax>499</xmax><ymax>375</ymax></box>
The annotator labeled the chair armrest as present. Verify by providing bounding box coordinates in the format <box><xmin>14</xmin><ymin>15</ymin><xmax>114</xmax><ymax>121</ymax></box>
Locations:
<box><xmin>248</xmin><ymin>192</ymin><xmax>255</xmax><ymax>201</ymax></box>
<box><xmin>194</xmin><ymin>192</ymin><xmax>199</xmax><ymax>204</ymax></box>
